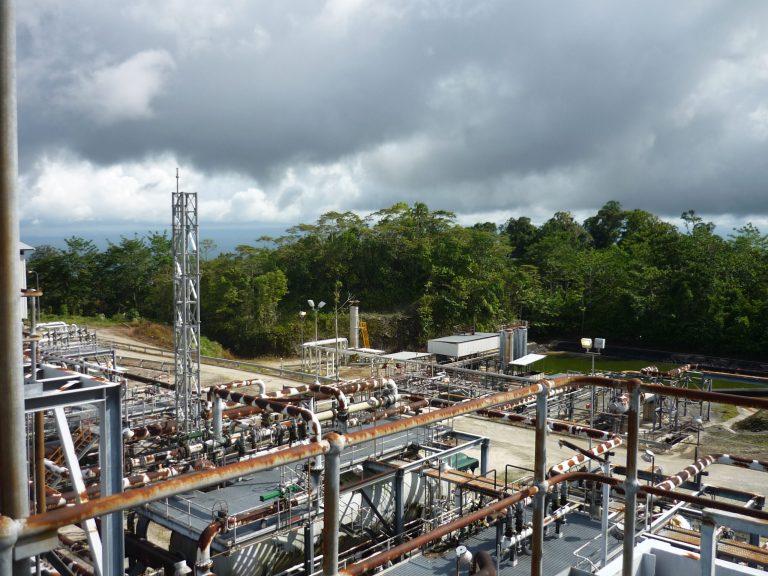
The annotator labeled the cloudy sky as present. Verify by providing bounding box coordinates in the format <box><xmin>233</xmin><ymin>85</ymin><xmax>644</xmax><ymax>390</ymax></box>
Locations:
<box><xmin>16</xmin><ymin>1</ymin><xmax>768</xmax><ymax>249</ymax></box>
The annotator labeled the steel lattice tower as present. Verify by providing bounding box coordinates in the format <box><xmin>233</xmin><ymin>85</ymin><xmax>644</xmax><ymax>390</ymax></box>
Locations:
<box><xmin>172</xmin><ymin>171</ymin><xmax>201</xmax><ymax>434</ymax></box>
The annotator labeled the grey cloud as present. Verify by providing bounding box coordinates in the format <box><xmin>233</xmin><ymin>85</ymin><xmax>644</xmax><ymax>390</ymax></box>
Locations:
<box><xmin>16</xmin><ymin>0</ymin><xmax>768</xmax><ymax>229</ymax></box>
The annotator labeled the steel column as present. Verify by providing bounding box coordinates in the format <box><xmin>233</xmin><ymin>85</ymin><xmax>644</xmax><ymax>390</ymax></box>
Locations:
<box><xmin>394</xmin><ymin>469</ymin><xmax>405</xmax><ymax>543</ymax></box>
<box><xmin>531</xmin><ymin>382</ymin><xmax>550</xmax><ymax>576</ymax></box>
<box><xmin>621</xmin><ymin>384</ymin><xmax>641</xmax><ymax>576</ymax></box>
<box><xmin>0</xmin><ymin>3</ymin><xmax>28</xmax><ymax>574</ymax></box>
<box><xmin>480</xmin><ymin>438</ymin><xmax>490</xmax><ymax>476</ymax></box>
<box><xmin>303</xmin><ymin>522</ymin><xmax>314</xmax><ymax>576</ymax></box>
<box><xmin>98</xmin><ymin>385</ymin><xmax>125</xmax><ymax>576</ymax></box>
<box><xmin>601</xmin><ymin>456</ymin><xmax>611</xmax><ymax>566</ymax></box>
<box><xmin>699</xmin><ymin>518</ymin><xmax>717</xmax><ymax>576</ymax></box>
<box><xmin>323</xmin><ymin>433</ymin><xmax>345</xmax><ymax>576</ymax></box>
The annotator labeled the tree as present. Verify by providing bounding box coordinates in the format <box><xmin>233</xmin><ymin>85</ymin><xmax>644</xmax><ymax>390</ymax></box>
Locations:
<box><xmin>502</xmin><ymin>216</ymin><xmax>538</xmax><ymax>260</ymax></box>
<box><xmin>584</xmin><ymin>200</ymin><xmax>625</xmax><ymax>249</ymax></box>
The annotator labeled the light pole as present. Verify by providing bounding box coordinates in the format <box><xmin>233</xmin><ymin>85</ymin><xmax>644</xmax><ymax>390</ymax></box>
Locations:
<box><xmin>308</xmin><ymin>299</ymin><xmax>325</xmax><ymax>384</ymax></box>
<box><xmin>299</xmin><ymin>311</ymin><xmax>307</xmax><ymax>371</ymax></box>
<box><xmin>642</xmin><ymin>449</ymin><xmax>655</xmax><ymax>531</ymax></box>
<box><xmin>333</xmin><ymin>294</ymin><xmax>356</xmax><ymax>382</ymax></box>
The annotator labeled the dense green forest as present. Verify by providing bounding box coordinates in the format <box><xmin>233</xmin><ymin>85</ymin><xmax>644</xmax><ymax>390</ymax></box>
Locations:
<box><xmin>27</xmin><ymin>201</ymin><xmax>768</xmax><ymax>359</ymax></box>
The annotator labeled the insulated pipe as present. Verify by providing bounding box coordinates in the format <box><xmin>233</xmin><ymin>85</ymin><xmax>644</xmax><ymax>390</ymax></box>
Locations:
<box><xmin>211</xmin><ymin>389</ymin><xmax>321</xmax><ymax>440</ymax></box>
<box><xmin>655</xmin><ymin>454</ymin><xmax>768</xmax><ymax>492</ymax></box>
<box><xmin>547</xmin><ymin>436</ymin><xmax>623</xmax><ymax>478</ymax></box>
<box><xmin>0</xmin><ymin>6</ymin><xmax>28</xmax><ymax>575</ymax></box>
<box><xmin>212</xmin><ymin>396</ymin><xmax>224</xmax><ymax>443</ymax></box>
<box><xmin>204</xmin><ymin>378</ymin><xmax>265</xmax><ymax>395</ymax></box>
<box><xmin>309</xmin><ymin>383</ymin><xmax>348</xmax><ymax>412</ymax></box>
<box><xmin>480</xmin><ymin>410</ymin><xmax>616</xmax><ymax>442</ymax></box>
<box><xmin>124</xmin><ymin>420</ymin><xmax>178</xmax><ymax>442</ymax></box>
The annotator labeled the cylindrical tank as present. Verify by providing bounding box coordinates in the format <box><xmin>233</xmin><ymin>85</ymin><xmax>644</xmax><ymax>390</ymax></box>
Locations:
<box><xmin>512</xmin><ymin>326</ymin><xmax>528</xmax><ymax>360</ymax></box>
<box><xmin>349</xmin><ymin>305</ymin><xmax>359</xmax><ymax>349</ymax></box>
<box><xmin>499</xmin><ymin>329</ymin><xmax>513</xmax><ymax>368</ymax></box>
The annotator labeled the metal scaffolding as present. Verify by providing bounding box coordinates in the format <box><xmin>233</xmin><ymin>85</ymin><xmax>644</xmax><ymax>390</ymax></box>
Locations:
<box><xmin>172</xmin><ymin>173</ymin><xmax>201</xmax><ymax>435</ymax></box>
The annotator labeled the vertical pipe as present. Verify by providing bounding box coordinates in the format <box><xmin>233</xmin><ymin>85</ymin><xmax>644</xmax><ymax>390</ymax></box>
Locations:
<box><xmin>531</xmin><ymin>383</ymin><xmax>548</xmax><ymax>576</ymax></box>
<box><xmin>323</xmin><ymin>434</ymin><xmax>344</xmax><ymax>576</ymax></box>
<box><xmin>304</xmin><ymin>522</ymin><xmax>314</xmax><ymax>575</ymax></box>
<box><xmin>349</xmin><ymin>305</ymin><xmax>358</xmax><ymax>349</ymax></box>
<box><xmin>621</xmin><ymin>383</ymin><xmax>641</xmax><ymax>576</ymax></box>
<box><xmin>0</xmin><ymin>2</ymin><xmax>30</xmax><ymax>574</ymax></box>
<box><xmin>699</xmin><ymin>517</ymin><xmax>717</xmax><ymax>576</ymax></box>
<box><xmin>213</xmin><ymin>396</ymin><xmax>224</xmax><ymax>443</ymax></box>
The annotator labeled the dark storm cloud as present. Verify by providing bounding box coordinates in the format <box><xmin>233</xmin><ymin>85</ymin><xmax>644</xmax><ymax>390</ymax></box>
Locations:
<box><xmin>15</xmin><ymin>0</ymin><xmax>768</xmax><ymax>231</ymax></box>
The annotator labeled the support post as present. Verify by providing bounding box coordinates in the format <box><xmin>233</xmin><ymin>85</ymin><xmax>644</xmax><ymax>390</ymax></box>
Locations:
<box><xmin>99</xmin><ymin>385</ymin><xmax>125</xmax><ymax>576</ymax></box>
<box><xmin>304</xmin><ymin>522</ymin><xmax>314</xmax><ymax>575</ymax></box>
<box><xmin>621</xmin><ymin>383</ymin><xmax>642</xmax><ymax>576</ymax></box>
<box><xmin>531</xmin><ymin>383</ymin><xmax>549</xmax><ymax>576</ymax></box>
<box><xmin>0</xmin><ymin>2</ymin><xmax>29</xmax><ymax>573</ymax></box>
<box><xmin>700</xmin><ymin>518</ymin><xmax>717</xmax><ymax>576</ymax></box>
<box><xmin>601</xmin><ymin>455</ymin><xmax>610</xmax><ymax>567</ymax></box>
<box><xmin>394</xmin><ymin>469</ymin><xmax>405</xmax><ymax>543</ymax></box>
<box><xmin>323</xmin><ymin>434</ymin><xmax>345</xmax><ymax>576</ymax></box>
<box><xmin>480</xmin><ymin>438</ymin><xmax>490</xmax><ymax>476</ymax></box>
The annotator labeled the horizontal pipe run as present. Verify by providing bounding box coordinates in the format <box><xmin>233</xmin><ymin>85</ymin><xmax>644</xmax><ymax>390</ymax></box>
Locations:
<box><xmin>9</xmin><ymin>375</ymin><xmax>768</xmax><ymax>566</ymax></box>
<box><xmin>19</xmin><ymin>441</ymin><xmax>328</xmax><ymax>541</ymax></box>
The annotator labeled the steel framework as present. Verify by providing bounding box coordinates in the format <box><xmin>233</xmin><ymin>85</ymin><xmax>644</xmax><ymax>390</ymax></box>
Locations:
<box><xmin>172</xmin><ymin>174</ymin><xmax>201</xmax><ymax>435</ymax></box>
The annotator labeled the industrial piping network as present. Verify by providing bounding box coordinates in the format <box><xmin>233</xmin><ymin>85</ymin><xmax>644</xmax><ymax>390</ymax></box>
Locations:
<box><xmin>1</xmin><ymin>376</ymin><xmax>767</xmax><ymax>576</ymax></box>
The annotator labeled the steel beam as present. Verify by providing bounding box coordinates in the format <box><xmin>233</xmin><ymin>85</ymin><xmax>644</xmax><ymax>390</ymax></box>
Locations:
<box><xmin>53</xmin><ymin>407</ymin><xmax>104</xmax><ymax>576</ymax></box>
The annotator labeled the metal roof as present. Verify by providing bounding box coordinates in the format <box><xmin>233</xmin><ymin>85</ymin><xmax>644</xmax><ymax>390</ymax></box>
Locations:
<box><xmin>509</xmin><ymin>353</ymin><xmax>547</xmax><ymax>367</ymax></box>
<box><xmin>429</xmin><ymin>333</ymin><xmax>498</xmax><ymax>344</ymax></box>
<box><xmin>383</xmin><ymin>351</ymin><xmax>432</xmax><ymax>361</ymax></box>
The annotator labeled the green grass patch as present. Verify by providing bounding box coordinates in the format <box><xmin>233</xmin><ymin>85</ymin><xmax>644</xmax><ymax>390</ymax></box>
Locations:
<box><xmin>717</xmin><ymin>403</ymin><xmax>739</xmax><ymax>421</ymax></box>
<box><xmin>35</xmin><ymin>313</ymin><xmax>120</xmax><ymax>328</ymax></box>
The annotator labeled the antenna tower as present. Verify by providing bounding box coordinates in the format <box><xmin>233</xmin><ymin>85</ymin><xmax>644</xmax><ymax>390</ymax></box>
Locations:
<box><xmin>172</xmin><ymin>170</ymin><xmax>201</xmax><ymax>434</ymax></box>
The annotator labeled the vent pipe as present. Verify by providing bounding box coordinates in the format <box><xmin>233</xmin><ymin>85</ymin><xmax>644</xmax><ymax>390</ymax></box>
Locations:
<box><xmin>349</xmin><ymin>304</ymin><xmax>359</xmax><ymax>349</ymax></box>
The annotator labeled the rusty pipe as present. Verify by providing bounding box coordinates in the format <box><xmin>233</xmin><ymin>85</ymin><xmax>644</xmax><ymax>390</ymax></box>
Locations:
<box><xmin>472</xmin><ymin>550</ymin><xmax>496</xmax><ymax>576</ymax></box>
<box><xmin>21</xmin><ymin>440</ymin><xmax>328</xmax><ymax>539</ymax></box>
<box><xmin>15</xmin><ymin>376</ymin><xmax>756</xmax><ymax>560</ymax></box>
<box><xmin>212</xmin><ymin>389</ymin><xmax>321</xmax><ymax>439</ymax></box>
